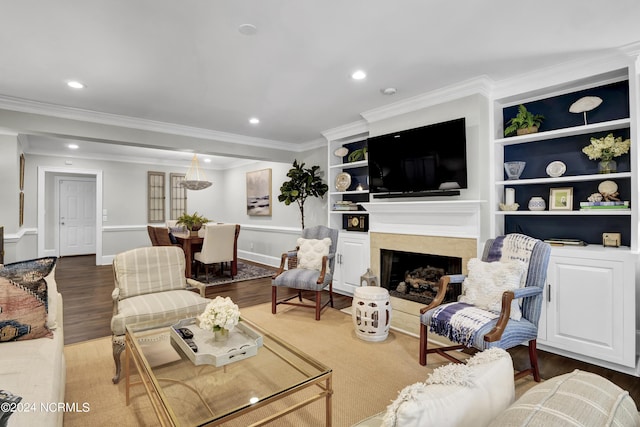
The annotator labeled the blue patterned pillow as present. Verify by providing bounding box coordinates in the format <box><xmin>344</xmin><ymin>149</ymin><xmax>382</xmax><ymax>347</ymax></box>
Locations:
<box><xmin>0</xmin><ymin>257</ymin><xmax>57</xmax><ymax>342</ymax></box>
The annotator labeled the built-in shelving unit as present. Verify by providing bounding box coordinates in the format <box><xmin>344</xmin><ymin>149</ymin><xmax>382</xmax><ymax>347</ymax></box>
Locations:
<box><xmin>325</xmin><ymin>132</ymin><xmax>371</xmax><ymax>296</ymax></box>
<box><xmin>493</xmin><ymin>72</ymin><xmax>634</xmax><ymax>248</ymax></box>
<box><xmin>492</xmin><ymin>66</ymin><xmax>638</xmax><ymax>375</ymax></box>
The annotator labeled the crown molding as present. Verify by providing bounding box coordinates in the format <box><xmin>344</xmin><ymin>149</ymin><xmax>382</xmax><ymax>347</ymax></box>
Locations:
<box><xmin>492</xmin><ymin>50</ymin><xmax>633</xmax><ymax>101</ymax></box>
<box><xmin>0</xmin><ymin>95</ymin><xmax>295</xmax><ymax>151</ymax></box>
<box><xmin>0</xmin><ymin>128</ymin><xmax>18</xmax><ymax>136</ymax></box>
<box><xmin>360</xmin><ymin>76</ymin><xmax>494</xmax><ymax>124</ymax></box>
<box><xmin>619</xmin><ymin>41</ymin><xmax>640</xmax><ymax>57</ymax></box>
<box><xmin>321</xmin><ymin>119</ymin><xmax>369</xmax><ymax>142</ymax></box>
<box><xmin>296</xmin><ymin>137</ymin><xmax>330</xmax><ymax>152</ymax></box>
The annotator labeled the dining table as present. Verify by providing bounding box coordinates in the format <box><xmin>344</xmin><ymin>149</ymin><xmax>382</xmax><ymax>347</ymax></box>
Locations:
<box><xmin>173</xmin><ymin>224</ymin><xmax>240</xmax><ymax>279</ymax></box>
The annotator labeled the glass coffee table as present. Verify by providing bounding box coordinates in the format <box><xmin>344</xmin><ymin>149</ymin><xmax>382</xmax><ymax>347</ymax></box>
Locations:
<box><xmin>125</xmin><ymin>319</ymin><xmax>332</xmax><ymax>426</ymax></box>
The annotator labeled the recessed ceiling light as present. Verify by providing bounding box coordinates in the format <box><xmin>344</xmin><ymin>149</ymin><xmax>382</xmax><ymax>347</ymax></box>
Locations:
<box><xmin>67</xmin><ymin>81</ymin><xmax>85</xmax><ymax>89</ymax></box>
<box><xmin>249</xmin><ymin>117</ymin><xmax>260</xmax><ymax>124</ymax></box>
<box><xmin>381</xmin><ymin>87</ymin><xmax>397</xmax><ymax>95</ymax></box>
<box><xmin>203</xmin><ymin>158</ymin><xmax>211</xmax><ymax>163</ymax></box>
<box><xmin>67</xmin><ymin>144</ymin><xmax>79</xmax><ymax>149</ymax></box>
<box><xmin>238</xmin><ymin>24</ymin><xmax>257</xmax><ymax>36</ymax></box>
<box><xmin>351</xmin><ymin>70</ymin><xmax>367</xmax><ymax>80</ymax></box>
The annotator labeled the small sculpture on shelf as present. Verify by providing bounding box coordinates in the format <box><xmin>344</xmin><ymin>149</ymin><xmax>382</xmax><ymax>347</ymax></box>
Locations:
<box><xmin>569</xmin><ymin>96</ymin><xmax>603</xmax><ymax>125</ymax></box>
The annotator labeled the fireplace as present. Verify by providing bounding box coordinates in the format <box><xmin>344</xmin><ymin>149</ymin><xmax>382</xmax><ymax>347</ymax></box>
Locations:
<box><xmin>380</xmin><ymin>249</ymin><xmax>462</xmax><ymax>305</ymax></box>
<box><xmin>363</xmin><ymin>200</ymin><xmax>483</xmax><ymax>336</ymax></box>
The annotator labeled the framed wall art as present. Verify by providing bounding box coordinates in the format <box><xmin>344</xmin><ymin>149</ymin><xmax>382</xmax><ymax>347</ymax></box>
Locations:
<box><xmin>246</xmin><ymin>168</ymin><xmax>272</xmax><ymax>216</ymax></box>
<box><xmin>549</xmin><ymin>187</ymin><xmax>573</xmax><ymax>211</ymax></box>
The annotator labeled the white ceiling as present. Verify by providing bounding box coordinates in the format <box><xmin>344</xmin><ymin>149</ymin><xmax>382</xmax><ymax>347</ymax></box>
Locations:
<box><xmin>2</xmin><ymin>1</ymin><xmax>640</xmax><ymax>164</ymax></box>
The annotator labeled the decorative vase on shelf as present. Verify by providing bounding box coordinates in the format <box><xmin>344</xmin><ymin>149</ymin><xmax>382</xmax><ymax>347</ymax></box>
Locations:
<box><xmin>528</xmin><ymin>197</ymin><xmax>546</xmax><ymax>211</ymax></box>
<box><xmin>598</xmin><ymin>159</ymin><xmax>617</xmax><ymax>174</ymax></box>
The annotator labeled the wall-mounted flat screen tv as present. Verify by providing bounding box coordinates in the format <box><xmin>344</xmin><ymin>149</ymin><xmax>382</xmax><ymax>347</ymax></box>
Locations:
<box><xmin>367</xmin><ymin>118</ymin><xmax>467</xmax><ymax>197</ymax></box>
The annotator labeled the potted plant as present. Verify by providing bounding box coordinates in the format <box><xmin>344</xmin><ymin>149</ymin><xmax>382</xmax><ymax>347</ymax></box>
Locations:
<box><xmin>504</xmin><ymin>104</ymin><xmax>545</xmax><ymax>137</ymax></box>
<box><xmin>348</xmin><ymin>146</ymin><xmax>368</xmax><ymax>162</ymax></box>
<box><xmin>176</xmin><ymin>212</ymin><xmax>209</xmax><ymax>235</ymax></box>
<box><xmin>278</xmin><ymin>160</ymin><xmax>329</xmax><ymax>229</ymax></box>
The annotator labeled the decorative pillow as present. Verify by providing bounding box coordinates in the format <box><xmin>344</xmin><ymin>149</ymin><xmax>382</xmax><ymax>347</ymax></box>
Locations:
<box><xmin>0</xmin><ymin>257</ymin><xmax>57</xmax><ymax>342</ymax></box>
<box><xmin>296</xmin><ymin>237</ymin><xmax>332</xmax><ymax>273</ymax></box>
<box><xmin>458</xmin><ymin>258</ymin><xmax>526</xmax><ymax>320</ymax></box>
<box><xmin>382</xmin><ymin>348</ymin><xmax>514</xmax><ymax>427</ymax></box>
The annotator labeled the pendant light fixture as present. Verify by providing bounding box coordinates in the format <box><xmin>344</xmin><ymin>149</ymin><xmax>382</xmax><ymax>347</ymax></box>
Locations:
<box><xmin>181</xmin><ymin>154</ymin><xmax>212</xmax><ymax>190</ymax></box>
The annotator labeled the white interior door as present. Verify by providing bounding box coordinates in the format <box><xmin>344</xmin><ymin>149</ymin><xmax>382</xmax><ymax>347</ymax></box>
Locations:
<box><xmin>59</xmin><ymin>178</ymin><xmax>97</xmax><ymax>256</ymax></box>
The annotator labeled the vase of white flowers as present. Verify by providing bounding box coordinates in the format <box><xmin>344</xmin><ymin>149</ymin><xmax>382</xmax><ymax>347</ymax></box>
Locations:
<box><xmin>582</xmin><ymin>133</ymin><xmax>631</xmax><ymax>174</ymax></box>
<box><xmin>198</xmin><ymin>296</ymin><xmax>241</xmax><ymax>342</ymax></box>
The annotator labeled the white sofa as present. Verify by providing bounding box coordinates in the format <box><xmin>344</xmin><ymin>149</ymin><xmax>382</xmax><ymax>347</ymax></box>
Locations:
<box><xmin>0</xmin><ymin>262</ymin><xmax>65</xmax><ymax>427</ymax></box>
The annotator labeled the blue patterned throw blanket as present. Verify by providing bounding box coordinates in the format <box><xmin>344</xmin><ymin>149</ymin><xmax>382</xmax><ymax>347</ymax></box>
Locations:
<box><xmin>430</xmin><ymin>302</ymin><xmax>498</xmax><ymax>347</ymax></box>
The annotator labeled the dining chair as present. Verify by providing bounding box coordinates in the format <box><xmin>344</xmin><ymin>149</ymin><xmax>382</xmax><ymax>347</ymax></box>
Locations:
<box><xmin>193</xmin><ymin>223</ymin><xmax>237</xmax><ymax>281</ymax></box>
<box><xmin>147</xmin><ymin>225</ymin><xmax>159</xmax><ymax>245</ymax></box>
<box><xmin>148</xmin><ymin>226</ymin><xmax>180</xmax><ymax>247</ymax></box>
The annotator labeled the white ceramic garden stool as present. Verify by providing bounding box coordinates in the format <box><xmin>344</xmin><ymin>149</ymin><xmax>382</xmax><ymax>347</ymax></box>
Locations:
<box><xmin>352</xmin><ymin>286</ymin><xmax>391</xmax><ymax>342</ymax></box>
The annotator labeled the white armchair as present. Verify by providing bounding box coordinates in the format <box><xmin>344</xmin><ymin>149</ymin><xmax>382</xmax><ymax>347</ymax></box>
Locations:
<box><xmin>110</xmin><ymin>246</ymin><xmax>210</xmax><ymax>383</ymax></box>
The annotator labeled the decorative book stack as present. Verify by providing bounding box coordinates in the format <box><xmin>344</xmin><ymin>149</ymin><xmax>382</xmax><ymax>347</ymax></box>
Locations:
<box><xmin>333</xmin><ymin>201</ymin><xmax>358</xmax><ymax>211</ymax></box>
<box><xmin>579</xmin><ymin>201</ymin><xmax>629</xmax><ymax>210</ymax></box>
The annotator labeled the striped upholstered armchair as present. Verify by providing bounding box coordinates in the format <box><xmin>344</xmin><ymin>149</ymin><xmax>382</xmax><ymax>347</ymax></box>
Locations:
<box><xmin>272</xmin><ymin>226</ymin><xmax>339</xmax><ymax>320</ymax></box>
<box><xmin>110</xmin><ymin>246</ymin><xmax>210</xmax><ymax>383</ymax></box>
<box><xmin>419</xmin><ymin>233</ymin><xmax>551</xmax><ymax>381</ymax></box>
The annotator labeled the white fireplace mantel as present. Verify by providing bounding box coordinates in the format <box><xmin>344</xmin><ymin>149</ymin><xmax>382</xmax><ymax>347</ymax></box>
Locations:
<box><xmin>362</xmin><ymin>200</ymin><xmax>485</xmax><ymax>239</ymax></box>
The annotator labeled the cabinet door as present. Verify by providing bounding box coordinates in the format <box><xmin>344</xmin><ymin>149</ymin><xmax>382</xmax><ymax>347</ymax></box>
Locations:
<box><xmin>546</xmin><ymin>256</ymin><xmax>633</xmax><ymax>366</ymax></box>
<box><xmin>333</xmin><ymin>234</ymin><xmax>370</xmax><ymax>295</ymax></box>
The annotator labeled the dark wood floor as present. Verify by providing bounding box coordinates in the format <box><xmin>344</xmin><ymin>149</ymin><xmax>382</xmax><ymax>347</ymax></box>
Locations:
<box><xmin>55</xmin><ymin>255</ymin><xmax>640</xmax><ymax>404</ymax></box>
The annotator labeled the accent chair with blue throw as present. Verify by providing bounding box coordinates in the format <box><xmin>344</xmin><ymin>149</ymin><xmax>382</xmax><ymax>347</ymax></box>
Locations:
<box><xmin>419</xmin><ymin>233</ymin><xmax>551</xmax><ymax>381</ymax></box>
<box><xmin>272</xmin><ymin>226</ymin><xmax>339</xmax><ymax>320</ymax></box>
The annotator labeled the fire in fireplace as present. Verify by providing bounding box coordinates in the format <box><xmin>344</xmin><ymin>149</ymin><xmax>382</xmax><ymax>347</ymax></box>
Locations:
<box><xmin>380</xmin><ymin>249</ymin><xmax>462</xmax><ymax>305</ymax></box>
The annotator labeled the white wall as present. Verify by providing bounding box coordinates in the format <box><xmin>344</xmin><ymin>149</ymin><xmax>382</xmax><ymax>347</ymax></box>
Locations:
<box><xmin>5</xmin><ymin>144</ymin><xmax>329</xmax><ymax>265</ymax></box>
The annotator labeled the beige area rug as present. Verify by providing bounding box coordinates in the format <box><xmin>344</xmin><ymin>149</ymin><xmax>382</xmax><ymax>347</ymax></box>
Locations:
<box><xmin>63</xmin><ymin>303</ymin><xmax>537</xmax><ymax>427</ymax></box>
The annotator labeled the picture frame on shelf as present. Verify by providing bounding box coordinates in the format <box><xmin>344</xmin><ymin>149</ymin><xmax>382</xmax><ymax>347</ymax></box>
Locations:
<box><xmin>549</xmin><ymin>187</ymin><xmax>573</xmax><ymax>211</ymax></box>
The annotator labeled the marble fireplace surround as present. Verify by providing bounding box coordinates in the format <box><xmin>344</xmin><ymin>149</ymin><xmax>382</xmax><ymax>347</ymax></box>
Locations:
<box><xmin>363</xmin><ymin>200</ymin><xmax>483</xmax><ymax>336</ymax></box>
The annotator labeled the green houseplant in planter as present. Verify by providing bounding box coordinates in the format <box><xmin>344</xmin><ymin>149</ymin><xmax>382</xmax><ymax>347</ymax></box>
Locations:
<box><xmin>176</xmin><ymin>212</ymin><xmax>209</xmax><ymax>235</ymax></box>
<box><xmin>347</xmin><ymin>146</ymin><xmax>368</xmax><ymax>163</ymax></box>
<box><xmin>504</xmin><ymin>104</ymin><xmax>545</xmax><ymax>137</ymax></box>
<box><xmin>278</xmin><ymin>160</ymin><xmax>328</xmax><ymax>229</ymax></box>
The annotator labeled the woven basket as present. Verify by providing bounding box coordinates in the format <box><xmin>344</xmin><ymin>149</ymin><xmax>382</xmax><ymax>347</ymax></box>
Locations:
<box><xmin>516</xmin><ymin>126</ymin><xmax>538</xmax><ymax>136</ymax></box>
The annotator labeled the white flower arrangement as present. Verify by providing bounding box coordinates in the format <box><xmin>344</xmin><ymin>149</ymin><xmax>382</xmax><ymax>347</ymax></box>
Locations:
<box><xmin>582</xmin><ymin>133</ymin><xmax>631</xmax><ymax>161</ymax></box>
<box><xmin>198</xmin><ymin>296</ymin><xmax>241</xmax><ymax>333</ymax></box>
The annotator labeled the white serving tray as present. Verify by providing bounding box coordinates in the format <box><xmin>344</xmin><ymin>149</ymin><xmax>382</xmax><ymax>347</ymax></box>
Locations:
<box><xmin>169</xmin><ymin>318</ymin><xmax>263</xmax><ymax>367</ymax></box>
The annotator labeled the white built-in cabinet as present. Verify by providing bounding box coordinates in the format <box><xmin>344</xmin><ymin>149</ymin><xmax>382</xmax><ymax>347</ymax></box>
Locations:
<box><xmin>492</xmin><ymin>64</ymin><xmax>638</xmax><ymax>374</ymax></box>
<box><xmin>325</xmin><ymin>131</ymin><xmax>371</xmax><ymax>296</ymax></box>
<box><xmin>540</xmin><ymin>246</ymin><xmax>636</xmax><ymax>368</ymax></box>
<box><xmin>333</xmin><ymin>233</ymin><xmax>370</xmax><ymax>295</ymax></box>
